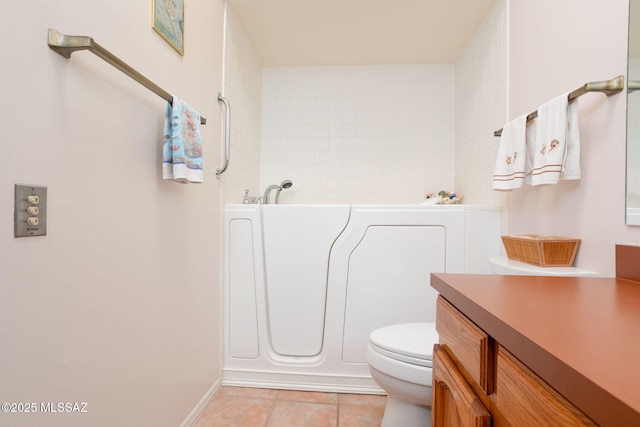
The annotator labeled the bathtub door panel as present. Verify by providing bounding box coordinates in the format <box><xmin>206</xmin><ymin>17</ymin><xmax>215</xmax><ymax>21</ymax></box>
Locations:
<box><xmin>262</xmin><ymin>205</ymin><xmax>351</xmax><ymax>357</ymax></box>
<box><xmin>228</xmin><ymin>219</ymin><xmax>260</xmax><ymax>359</ymax></box>
<box><xmin>342</xmin><ymin>225</ymin><xmax>445</xmax><ymax>363</ymax></box>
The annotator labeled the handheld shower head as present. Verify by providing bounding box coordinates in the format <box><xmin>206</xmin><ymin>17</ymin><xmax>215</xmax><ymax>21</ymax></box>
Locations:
<box><xmin>274</xmin><ymin>180</ymin><xmax>293</xmax><ymax>204</ymax></box>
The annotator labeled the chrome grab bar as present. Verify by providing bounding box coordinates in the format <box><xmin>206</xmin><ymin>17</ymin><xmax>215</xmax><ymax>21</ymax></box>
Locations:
<box><xmin>47</xmin><ymin>28</ymin><xmax>206</xmax><ymax>125</ymax></box>
<box><xmin>216</xmin><ymin>93</ymin><xmax>231</xmax><ymax>178</ymax></box>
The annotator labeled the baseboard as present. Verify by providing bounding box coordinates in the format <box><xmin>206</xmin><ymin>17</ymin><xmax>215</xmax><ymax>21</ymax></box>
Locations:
<box><xmin>222</xmin><ymin>369</ymin><xmax>384</xmax><ymax>395</ymax></box>
<box><xmin>180</xmin><ymin>379</ymin><xmax>222</xmax><ymax>427</ymax></box>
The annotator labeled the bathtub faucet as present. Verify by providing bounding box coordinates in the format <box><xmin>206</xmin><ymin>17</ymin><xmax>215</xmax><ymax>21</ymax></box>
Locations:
<box><xmin>262</xmin><ymin>184</ymin><xmax>280</xmax><ymax>204</ymax></box>
<box><xmin>262</xmin><ymin>180</ymin><xmax>293</xmax><ymax>204</ymax></box>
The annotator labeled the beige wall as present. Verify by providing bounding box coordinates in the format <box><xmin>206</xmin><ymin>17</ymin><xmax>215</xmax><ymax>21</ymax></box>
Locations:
<box><xmin>506</xmin><ymin>0</ymin><xmax>640</xmax><ymax>276</ymax></box>
<box><xmin>0</xmin><ymin>1</ymin><xmax>224</xmax><ymax>426</ymax></box>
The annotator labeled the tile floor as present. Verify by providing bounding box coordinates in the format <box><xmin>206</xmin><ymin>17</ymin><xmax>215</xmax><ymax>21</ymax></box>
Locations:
<box><xmin>194</xmin><ymin>386</ymin><xmax>387</xmax><ymax>427</ymax></box>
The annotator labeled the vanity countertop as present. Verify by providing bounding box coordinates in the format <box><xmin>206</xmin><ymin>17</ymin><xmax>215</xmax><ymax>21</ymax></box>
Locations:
<box><xmin>430</xmin><ymin>273</ymin><xmax>640</xmax><ymax>426</ymax></box>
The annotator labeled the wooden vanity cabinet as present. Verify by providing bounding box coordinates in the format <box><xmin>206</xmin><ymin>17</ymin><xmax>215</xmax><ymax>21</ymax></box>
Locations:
<box><xmin>433</xmin><ymin>296</ymin><xmax>596</xmax><ymax>426</ymax></box>
<box><xmin>432</xmin><ymin>343</ymin><xmax>490</xmax><ymax>427</ymax></box>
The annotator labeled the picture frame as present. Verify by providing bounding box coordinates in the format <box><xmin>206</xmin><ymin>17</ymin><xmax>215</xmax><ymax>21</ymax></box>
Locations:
<box><xmin>152</xmin><ymin>0</ymin><xmax>184</xmax><ymax>55</ymax></box>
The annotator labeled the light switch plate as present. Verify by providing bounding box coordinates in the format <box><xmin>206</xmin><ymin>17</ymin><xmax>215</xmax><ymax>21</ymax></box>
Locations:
<box><xmin>15</xmin><ymin>184</ymin><xmax>47</xmax><ymax>237</ymax></box>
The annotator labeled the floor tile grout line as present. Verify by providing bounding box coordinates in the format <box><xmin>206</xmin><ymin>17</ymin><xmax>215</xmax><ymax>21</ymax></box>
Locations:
<box><xmin>263</xmin><ymin>389</ymin><xmax>280</xmax><ymax>426</ymax></box>
<box><xmin>195</xmin><ymin>387</ymin><xmax>387</xmax><ymax>426</ymax></box>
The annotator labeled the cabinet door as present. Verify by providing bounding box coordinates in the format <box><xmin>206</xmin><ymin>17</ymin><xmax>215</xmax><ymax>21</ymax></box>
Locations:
<box><xmin>495</xmin><ymin>347</ymin><xmax>597</xmax><ymax>426</ymax></box>
<box><xmin>433</xmin><ymin>344</ymin><xmax>491</xmax><ymax>427</ymax></box>
<box><xmin>436</xmin><ymin>296</ymin><xmax>495</xmax><ymax>394</ymax></box>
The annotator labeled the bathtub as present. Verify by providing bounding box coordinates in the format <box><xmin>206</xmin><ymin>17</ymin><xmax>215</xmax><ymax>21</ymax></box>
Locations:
<box><xmin>223</xmin><ymin>204</ymin><xmax>502</xmax><ymax>393</ymax></box>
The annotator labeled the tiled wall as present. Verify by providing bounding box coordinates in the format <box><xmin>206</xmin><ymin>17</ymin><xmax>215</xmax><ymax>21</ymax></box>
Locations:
<box><xmin>224</xmin><ymin>2</ymin><xmax>509</xmax><ymax>207</ymax></box>
<box><xmin>454</xmin><ymin>0</ymin><xmax>508</xmax><ymax>206</ymax></box>
<box><xmin>221</xmin><ymin>5</ymin><xmax>263</xmax><ymax>205</ymax></box>
<box><xmin>260</xmin><ymin>65</ymin><xmax>455</xmax><ymax>204</ymax></box>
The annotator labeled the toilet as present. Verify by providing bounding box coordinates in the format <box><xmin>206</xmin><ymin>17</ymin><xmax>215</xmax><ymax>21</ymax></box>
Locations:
<box><xmin>366</xmin><ymin>322</ymin><xmax>439</xmax><ymax>427</ymax></box>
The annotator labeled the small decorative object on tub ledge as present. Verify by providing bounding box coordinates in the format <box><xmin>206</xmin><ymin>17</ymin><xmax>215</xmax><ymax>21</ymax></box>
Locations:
<box><xmin>501</xmin><ymin>234</ymin><xmax>581</xmax><ymax>267</ymax></box>
<box><xmin>423</xmin><ymin>191</ymin><xmax>464</xmax><ymax>205</ymax></box>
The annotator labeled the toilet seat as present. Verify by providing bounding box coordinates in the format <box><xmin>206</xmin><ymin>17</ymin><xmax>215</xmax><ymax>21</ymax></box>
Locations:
<box><xmin>369</xmin><ymin>323</ymin><xmax>438</xmax><ymax>368</ymax></box>
<box><xmin>367</xmin><ymin>322</ymin><xmax>438</xmax><ymax>425</ymax></box>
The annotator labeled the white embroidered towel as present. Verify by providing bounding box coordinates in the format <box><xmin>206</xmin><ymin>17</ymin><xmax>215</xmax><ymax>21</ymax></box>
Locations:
<box><xmin>523</xmin><ymin>119</ymin><xmax>537</xmax><ymax>186</ymax></box>
<box><xmin>492</xmin><ymin>114</ymin><xmax>528</xmax><ymax>190</ymax></box>
<box><xmin>162</xmin><ymin>97</ymin><xmax>203</xmax><ymax>183</ymax></box>
<box><xmin>531</xmin><ymin>93</ymin><xmax>580</xmax><ymax>185</ymax></box>
<box><xmin>560</xmin><ymin>99</ymin><xmax>581</xmax><ymax>180</ymax></box>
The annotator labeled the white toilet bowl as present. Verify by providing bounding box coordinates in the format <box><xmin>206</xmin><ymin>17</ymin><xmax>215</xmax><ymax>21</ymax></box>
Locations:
<box><xmin>367</xmin><ymin>322</ymin><xmax>438</xmax><ymax>427</ymax></box>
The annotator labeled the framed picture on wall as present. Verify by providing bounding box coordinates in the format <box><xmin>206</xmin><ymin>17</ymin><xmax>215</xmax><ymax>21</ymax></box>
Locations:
<box><xmin>152</xmin><ymin>0</ymin><xmax>184</xmax><ymax>55</ymax></box>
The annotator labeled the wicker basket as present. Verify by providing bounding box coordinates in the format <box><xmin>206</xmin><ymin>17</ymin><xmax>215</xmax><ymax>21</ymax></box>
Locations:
<box><xmin>501</xmin><ymin>235</ymin><xmax>581</xmax><ymax>267</ymax></box>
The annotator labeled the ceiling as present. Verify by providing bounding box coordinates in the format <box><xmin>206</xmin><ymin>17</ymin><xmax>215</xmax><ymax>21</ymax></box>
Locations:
<box><xmin>225</xmin><ymin>0</ymin><xmax>499</xmax><ymax>67</ymax></box>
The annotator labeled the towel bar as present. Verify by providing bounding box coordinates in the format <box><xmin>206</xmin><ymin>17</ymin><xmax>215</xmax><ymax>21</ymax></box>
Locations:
<box><xmin>494</xmin><ymin>75</ymin><xmax>624</xmax><ymax>137</ymax></box>
<box><xmin>47</xmin><ymin>28</ymin><xmax>207</xmax><ymax>125</ymax></box>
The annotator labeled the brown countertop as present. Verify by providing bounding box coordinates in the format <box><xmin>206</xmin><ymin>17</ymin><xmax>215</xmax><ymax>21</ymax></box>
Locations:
<box><xmin>430</xmin><ymin>273</ymin><xmax>640</xmax><ymax>427</ymax></box>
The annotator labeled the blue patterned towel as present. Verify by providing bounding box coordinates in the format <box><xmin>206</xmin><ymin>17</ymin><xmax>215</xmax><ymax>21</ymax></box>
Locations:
<box><xmin>162</xmin><ymin>97</ymin><xmax>203</xmax><ymax>183</ymax></box>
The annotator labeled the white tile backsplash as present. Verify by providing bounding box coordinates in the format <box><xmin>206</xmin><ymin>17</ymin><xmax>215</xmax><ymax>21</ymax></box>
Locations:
<box><xmin>261</xmin><ymin>65</ymin><xmax>456</xmax><ymax>204</ymax></box>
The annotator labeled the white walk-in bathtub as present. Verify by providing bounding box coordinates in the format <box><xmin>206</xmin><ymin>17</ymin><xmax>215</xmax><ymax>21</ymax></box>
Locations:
<box><xmin>223</xmin><ymin>204</ymin><xmax>502</xmax><ymax>393</ymax></box>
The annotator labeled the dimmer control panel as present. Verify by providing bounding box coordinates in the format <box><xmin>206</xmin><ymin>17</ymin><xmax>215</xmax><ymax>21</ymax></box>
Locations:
<box><xmin>15</xmin><ymin>184</ymin><xmax>47</xmax><ymax>237</ymax></box>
